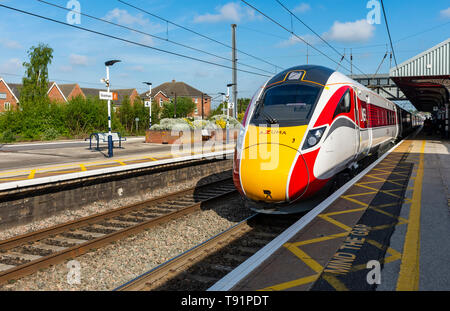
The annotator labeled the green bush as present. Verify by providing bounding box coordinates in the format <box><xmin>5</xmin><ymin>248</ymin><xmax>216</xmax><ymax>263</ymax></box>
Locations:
<box><xmin>41</xmin><ymin>127</ymin><xmax>59</xmax><ymax>141</ymax></box>
<box><xmin>0</xmin><ymin>129</ymin><xmax>16</xmax><ymax>143</ymax></box>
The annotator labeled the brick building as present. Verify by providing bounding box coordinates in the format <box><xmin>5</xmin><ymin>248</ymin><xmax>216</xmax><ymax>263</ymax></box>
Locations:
<box><xmin>58</xmin><ymin>84</ymin><xmax>85</xmax><ymax>101</ymax></box>
<box><xmin>0</xmin><ymin>77</ymin><xmax>19</xmax><ymax>113</ymax></box>
<box><xmin>140</xmin><ymin>80</ymin><xmax>211</xmax><ymax>118</ymax></box>
<box><xmin>47</xmin><ymin>82</ymin><xmax>67</xmax><ymax>103</ymax></box>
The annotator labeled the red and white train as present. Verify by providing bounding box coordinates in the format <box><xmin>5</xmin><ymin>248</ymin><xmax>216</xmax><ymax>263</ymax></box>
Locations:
<box><xmin>233</xmin><ymin>65</ymin><xmax>421</xmax><ymax>213</ymax></box>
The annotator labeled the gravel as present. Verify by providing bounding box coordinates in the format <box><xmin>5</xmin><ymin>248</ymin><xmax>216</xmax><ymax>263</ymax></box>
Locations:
<box><xmin>0</xmin><ymin>171</ymin><xmax>230</xmax><ymax>241</ymax></box>
<box><xmin>0</xmin><ymin>193</ymin><xmax>253</xmax><ymax>291</ymax></box>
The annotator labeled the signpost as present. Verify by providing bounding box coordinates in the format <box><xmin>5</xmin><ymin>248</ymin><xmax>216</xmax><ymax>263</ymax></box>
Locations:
<box><xmin>99</xmin><ymin>91</ymin><xmax>118</xmax><ymax>101</ymax></box>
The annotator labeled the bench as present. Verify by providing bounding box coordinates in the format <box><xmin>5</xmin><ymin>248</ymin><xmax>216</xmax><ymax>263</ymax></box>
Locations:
<box><xmin>86</xmin><ymin>132</ymin><xmax>126</xmax><ymax>150</ymax></box>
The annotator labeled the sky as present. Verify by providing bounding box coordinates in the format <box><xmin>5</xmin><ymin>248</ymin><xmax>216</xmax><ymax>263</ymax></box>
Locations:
<box><xmin>0</xmin><ymin>0</ymin><xmax>449</xmax><ymax>106</ymax></box>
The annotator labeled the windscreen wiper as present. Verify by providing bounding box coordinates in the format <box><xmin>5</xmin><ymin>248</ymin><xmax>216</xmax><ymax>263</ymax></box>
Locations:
<box><xmin>254</xmin><ymin>101</ymin><xmax>278</xmax><ymax>124</ymax></box>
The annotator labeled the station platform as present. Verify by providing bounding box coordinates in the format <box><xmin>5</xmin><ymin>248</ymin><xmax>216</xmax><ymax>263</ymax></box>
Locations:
<box><xmin>211</xmin><ymin>132</ymin><xmax>450</xmax><ymax>291</ymax></box>
<box><xmin>0</xmin><ymin>138</ymin><xmax>235</xmax><ymax>190</ymax></box>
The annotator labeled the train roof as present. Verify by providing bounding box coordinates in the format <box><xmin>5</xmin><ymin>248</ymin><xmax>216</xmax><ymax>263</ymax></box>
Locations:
<box><xmin>266</xmin><ymin>65</ymin><xmax>335</xmax><ymax>88</ymax></box>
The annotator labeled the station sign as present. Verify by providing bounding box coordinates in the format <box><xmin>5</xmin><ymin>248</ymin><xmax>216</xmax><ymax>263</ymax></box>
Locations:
<box><xmin>227</xmin><ymin>102</ymin><xmax>234</xmax><ymax>109</ymax></box>
<box><xmin>144</xmin><ymin>101</ymin><xmax>151</xmax><ymax>108</ymax></box>
<box><xmin>99</xmin><ymin>91</ymin><xmax>118</xmax><ymax>101</ymax></box>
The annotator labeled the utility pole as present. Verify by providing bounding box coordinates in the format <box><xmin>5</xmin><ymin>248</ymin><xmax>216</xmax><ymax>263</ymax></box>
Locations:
<box><xmin>306</xmin><ymin>44</ymin><xmax>309</xmax><ymax>64</ymax></box>
<box><xmin>231</xmin><ymin>24</ymin><xmax>238</xmax><ymax>119</ymax></box>
<box><xmin>201</xmin><ymin>93</ymin><xmax>205</xmax><ymax>120</ymax></box>
<box><xmin>350</xmin><ymin>48</ymin><xmax>353</xmax><ymax>77</ymax></box>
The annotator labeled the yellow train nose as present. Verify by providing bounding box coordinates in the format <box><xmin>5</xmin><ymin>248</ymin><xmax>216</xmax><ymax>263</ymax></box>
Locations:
<box><xmin>238</xmin><ymin>125</ymin><xmax>308</xmax><ymax>203</ymax></box>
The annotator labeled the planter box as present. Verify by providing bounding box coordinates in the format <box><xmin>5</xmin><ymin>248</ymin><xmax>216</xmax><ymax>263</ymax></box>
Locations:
<box><xmin>146</xmin><ymin>130</ymin><xmax>205</xmax><ymax>144</ymax></box>
<box><xmin>211</xmin><ymin>129</ymin><xmax>239</xmax><ymax>142</ymax></box>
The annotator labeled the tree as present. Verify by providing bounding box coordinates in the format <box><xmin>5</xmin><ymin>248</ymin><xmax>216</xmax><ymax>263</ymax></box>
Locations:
<box><xmin>161</xmin><ymin>97</ymin><xmax>195</xmax><ymax>118</ymax></box>
<box><xmin>119</xmin><ymin>96</ymin><xmax>133</xmax><ymax>131</ymax></box>
<box><xmin>238</xmin><ymin>98</ymin><xmax>251</xmax><ymax>114</ymax></box>
<box><xmin>21</xmin><ymin>43</ymin><xmax>54</xmax><ymax>106</ymax></box>
<box><xmin>209</xmin><ymin>102</ymin><xmax>227</xmax><ymax>117</ymax></box>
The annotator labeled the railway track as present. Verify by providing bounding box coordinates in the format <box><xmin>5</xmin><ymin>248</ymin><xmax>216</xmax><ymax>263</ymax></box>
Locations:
<box><xmin>116</xmin><ymin>213</ymin><xmax>302</xmax><ymax>291</ymax></box>
<box><xmin>0</xmin><ymin>178</ymin><xmax>237</xmax><ymax>285</ymax></box>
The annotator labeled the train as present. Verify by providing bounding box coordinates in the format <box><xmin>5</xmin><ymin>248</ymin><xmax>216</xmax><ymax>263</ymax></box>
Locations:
<box><xmin>233</xmin><ymin>65</ymin><xmax>422</xmax><ymax>214</ymax></box>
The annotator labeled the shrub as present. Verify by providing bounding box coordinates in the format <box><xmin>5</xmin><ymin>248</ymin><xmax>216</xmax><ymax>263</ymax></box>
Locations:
<box><xmin>41</xmin><ymin>127</ymin><xmax>59</xmax><ymax>141</ymax></box>
<box><xmin>0</xmin><ymin>129</ymin><xmax>16</xmax><ymax>143</ymax></box>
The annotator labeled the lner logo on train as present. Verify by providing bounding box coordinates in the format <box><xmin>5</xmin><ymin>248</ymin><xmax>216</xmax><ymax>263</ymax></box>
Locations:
<box><xmin>233</xmin><ymin>64</ymin><xmax>405</xmax><ymax>212</ymax></box>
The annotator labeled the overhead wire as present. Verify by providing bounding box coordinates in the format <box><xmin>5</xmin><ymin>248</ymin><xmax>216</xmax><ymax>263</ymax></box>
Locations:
<box><xmin>0</xmin><ymin>4</ymin><xmax>272</xmax><ymax>78</ymax></box>
<box><xmin>36</xmin><ymin>0</ymin><xmax>275</xmax><ymax>75</ymax></box>
<box><xmin>239</xmin><ymin>0</ymin><xmax>355</xmax><ymax>75</ymax></box>
<box><xmin>380</xmin><ymin>0</ymin><xmax>398</xmax><ymax>69</ymax></box>
<box><xmin>117</xmin><ymin>0</ymin><xmax>281</xmax><ymax>72</ymax></box>
<box><xmin>274</xmin><ymin>0</ymin><xmax>370</xmax><ymax>78</ymax></box>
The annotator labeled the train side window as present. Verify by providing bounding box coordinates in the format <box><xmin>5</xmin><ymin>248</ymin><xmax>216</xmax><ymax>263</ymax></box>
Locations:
<box><xmin>333</xmin><ymin>90</ymin><xmax>351</xmax><ymax>118</ymax></box>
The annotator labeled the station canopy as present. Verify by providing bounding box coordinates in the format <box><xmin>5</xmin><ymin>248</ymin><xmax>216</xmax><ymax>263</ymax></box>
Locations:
<box><xmin>389</xmin><ymin>38</ymin><xmax>450</xmax><ymax>112</ymax></box>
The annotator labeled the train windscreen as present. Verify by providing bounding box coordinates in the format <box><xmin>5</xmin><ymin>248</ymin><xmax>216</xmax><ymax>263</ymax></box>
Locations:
<box><xmin>251</xmin><ymin>84</ymin><xmax>322</xmax><ymax>126</ymax></box>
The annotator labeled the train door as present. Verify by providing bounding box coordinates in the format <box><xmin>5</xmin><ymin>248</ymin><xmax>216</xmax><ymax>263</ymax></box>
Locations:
<box><xmin>352</xmin><ymin>87</ymin><xmax>362</xmax><ymax>160</ymax></box>
<box><xmin>365</xmin><ymin>93</ymin><xmax>373</xmax><ymax>150</ymax></box>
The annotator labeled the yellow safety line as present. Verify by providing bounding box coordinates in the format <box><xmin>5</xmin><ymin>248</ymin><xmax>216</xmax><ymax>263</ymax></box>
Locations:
<box><xmin>258</xmin><ymin>274</ymin><xmax>319</xmax><ymax>291</ymax></box>
<box><xmin>283</xmin><ymin>243</ymin><xmax>323</xmax><ymax>273</ymax></box>
<box><xmin>291</xmin><ymin>232</ymin><xmax>349</xmax><ymax>247</ymax></box>
<box><xmin>321</xmin><ymin>274</ymin><xmax>349</xmax><ymax>291</ymax></box>
<box><xmin>317</xmin><ymin>215</ymin><xmax>352</xmax><ymax>232</ymax></box>
<box><xmin>396</xmin><ymin>140</ymin><xmax>425</xmax><ymax>291</ymax></box>
<box><xmin>28</xmin><ymin>170</ymin><xmax>36</xmax><ymax>179</ymax></box>
<box><xmin>80</xmin><ymin>164</ymin><xmax>87</xmax><ymax>171</ymax></box>
<box><xmin>0</xmin><ymin>146</ymin><xmax>235</xmax><ymax>178</ymax></box>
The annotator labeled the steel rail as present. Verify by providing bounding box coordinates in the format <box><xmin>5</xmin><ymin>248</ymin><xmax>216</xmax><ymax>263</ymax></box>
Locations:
<box><xmin>0</xmin><ymin>178</ymin><xmax>237</xmax><ymax>284</ymax></box>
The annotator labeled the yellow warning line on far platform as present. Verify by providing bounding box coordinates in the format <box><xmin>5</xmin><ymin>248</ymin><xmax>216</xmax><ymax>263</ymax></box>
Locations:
<box><xmin>0</xmin><ymin>146</ymin><xmax>235</xmax><ymax>182</ymax></box>
<box><xmin>396</xmin><ymin>140</ymin><xmax>425</xmax><ymax>291</ymax></box>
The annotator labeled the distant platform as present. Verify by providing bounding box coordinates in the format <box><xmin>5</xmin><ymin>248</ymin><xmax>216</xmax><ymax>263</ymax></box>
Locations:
<box><xmin>210</xmin><ymin>131</ymin><xmax>450</xmax><ymax>291</ymax></box>
<box><xmin>0</xmin><ymin>138</ymin><xmax>235</xmax><ymax>190</ymax></box>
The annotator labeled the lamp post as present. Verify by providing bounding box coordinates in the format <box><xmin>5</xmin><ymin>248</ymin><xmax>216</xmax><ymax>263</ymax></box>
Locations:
<box><xmin>102</xmin><ymin>59</ymin><xmax>121</xmax><ymax>158</ymax></box>
<box><xmin>143</xmin><ymin>82</ymin><xmax>152</xmax><ymax>129</ymax></box>
<box><xmin>226</xmin><ymin>83</ymin><xmax>236</xmax><ymax>144</ymax></box>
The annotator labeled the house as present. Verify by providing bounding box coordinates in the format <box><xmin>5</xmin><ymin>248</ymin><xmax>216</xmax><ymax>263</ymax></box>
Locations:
<box><xmin>47</xmin><ymin>82</ymin><xmax>67</xmax><ymax>103</ymax></box>
<box><xmin>141</xmin><ymin>80</ymin><xmax>211</xmax><ymax>118</ymax></box>
<box><xmin>58</xmin><ymin>84</ymin><xmax>85</xmax><ymax>101</ymax></box>
<box><xmin>0</xmin><ymin>77</ymin><xmax>20</xmax><ymax>113</ymax></box>
<box><xmin>113</xmin><ymin>89</ymin><xmax>140</xmax><ymax>106</ymax></box>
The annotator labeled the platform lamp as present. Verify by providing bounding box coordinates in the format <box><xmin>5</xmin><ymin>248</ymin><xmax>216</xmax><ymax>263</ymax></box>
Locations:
<box><xmin>143</xmin><ymin>82</ymin><xmax>152</xmax><ymax>129</ymax></box>
<box><xmin>102</xmin><ymin>59</ymin><xmax>121</xmax><ymax>158</ymax></box>
<box><xmin>226</xmin><ymin>83</ymin><xmax>236</xmax><ymax>145</ymax></box>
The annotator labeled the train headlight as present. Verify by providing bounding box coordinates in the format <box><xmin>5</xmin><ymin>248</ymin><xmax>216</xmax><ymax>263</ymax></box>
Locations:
<box><xmin>303</xmin><ymin>126</ymin><xmax>326</xmax><ymax>150</ymax></box>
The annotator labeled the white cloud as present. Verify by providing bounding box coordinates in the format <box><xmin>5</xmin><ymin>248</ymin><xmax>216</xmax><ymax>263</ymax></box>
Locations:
<box><xmin>104</xmin><ymin>8</ymin><xmax>149</xmax><ymax>26</ymax></box>
<box><xmin>293</xmin><ymin>3</ymin><xmax>311</xmax><ymax>13</ymax></box>
<box><xmin>2</xmin><ymin>40</ymin><xmax>22</xmax><ymax>49</ymax></box>
<box><xmin>277</xmin><ymin>34</ymin><xmax>319</xmax><ymax>47</ymax></box>
<box><xmin>0</xmin><ymin>58</ymin><xmax>22</xmax><ymax>73</ymax></box>
<box><xmin>69</xmin><ymin>54</ymin><xmax>89</xmax><ymax>66</ymax></box>
<box><xmin>129</xmin><ymin>65</ymin><xmax>145</xmax><ymax>73</ymax></box>
<box><xmin>194</xmin><ymin>2</ymin><xmax>258</xmax><ymax>23</ymax></box>
<box><xmin>440</xmin><ymin>7</ymin><xmax>450</xmax><ymax>18</ymax></box>
<box><xmin>324</xmin><ymin>19</ymin><xmax>375</xmax><ymax>43</ymax></box>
